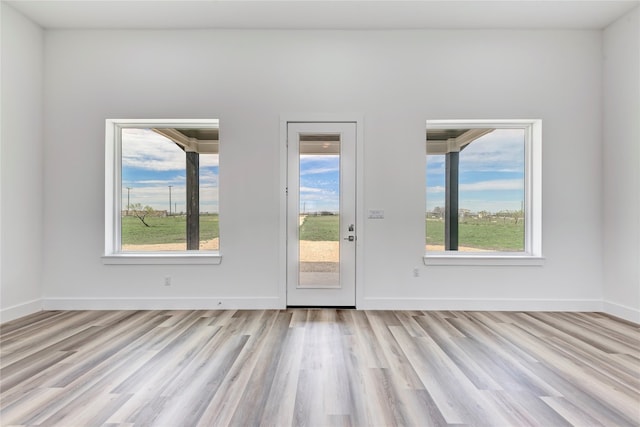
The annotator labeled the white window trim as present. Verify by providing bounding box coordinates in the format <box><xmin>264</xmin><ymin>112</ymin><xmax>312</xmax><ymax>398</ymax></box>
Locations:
<box><xmin>423</xmin><ymin>119</ymin><xmax>543</xmax><ymax>267</ymax></box>
<box><xmin>103</xmin><ymin>119</ymin><xmax>222</xmax><ymax>265</ymax></box>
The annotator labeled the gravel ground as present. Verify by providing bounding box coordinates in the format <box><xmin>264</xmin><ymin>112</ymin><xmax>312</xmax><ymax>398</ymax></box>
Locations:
<box><xmin>123</xmin><ymin>239</ymin><xmax>484</xmax><ymax>254</ymax></box>
<box><xmin>299</xmin><ymin>241</ymin><xmax>339</xmax><ymax>262</ymax></box>
<box><xmin>122</xmin><ymin>238</ymin><xmax>219</xmax><ymax>252</ymax></box>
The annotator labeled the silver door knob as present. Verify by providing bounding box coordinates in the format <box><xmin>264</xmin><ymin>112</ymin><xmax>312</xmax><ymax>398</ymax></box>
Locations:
<box><xmin>343</xmin><ymin>236</ymin><xmax>355</xmax><ymax>241</ymax></box>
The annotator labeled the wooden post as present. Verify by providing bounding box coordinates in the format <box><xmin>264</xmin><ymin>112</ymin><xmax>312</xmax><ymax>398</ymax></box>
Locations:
<box><xmin>186</xmin><ymin>151</ymin><xmax>200</xmax><ymax>250</ymax></box>
<box><xmin>445</xmin><ymin>151</ymin><xmax>459</xmax><ymax>251</ymax></box>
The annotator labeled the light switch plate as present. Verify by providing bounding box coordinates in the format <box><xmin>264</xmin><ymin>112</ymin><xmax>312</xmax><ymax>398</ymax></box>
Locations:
<box><xmin>368</xmin><ymin>209</ymin><xmax>384</xmax><ymax>219</ymax></box>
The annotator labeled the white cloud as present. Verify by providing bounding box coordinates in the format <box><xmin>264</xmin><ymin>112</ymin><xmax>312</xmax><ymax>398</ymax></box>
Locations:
<box><xmin>131</xmin><ymin>180</ymin><xmax>172</xmax><ymax>185</ymax></box>
<box><xmin>200</xmin><ymin>170</ymin><xmax>219</xmax><ymax>186</ymax></box>
<box><xmin>427</xmin><ymin>186</ymin><xmax>445</xmax><ymax>194</ymax></box>
<box><xmin>122</xmin><ymin>129</ymin><xmax>185</xmax><ymax>171</ymax></box>
<box><xmin>299</xmin><ymin>185</ymin><xmax>339</xmax><ymax>212</ymax></box>
<box><xmin>427</xmin><ymin>129</ymin><xmax>525</xmax><ymax>173</ymax></box>
<box><xmin>427</xmin><ymin>179</ymin><xmax>522</xmax><ymax>193</ymax></box>
<box><xmin>300</xmin><ymin>186</ymin><xmax>327</xmax><ymax>194</ymax></box>
<box><xmin>301</xmin><ymin>167</ymin><xmax>339</xmax><ymax>176</ymax></box>
<box><xmin>459</xmin><ymin>129</ymin><xmax>524</xmax><ymax>171</ymax></box>
<box><xmin>200</xmin><ymin>154</ymin><xmax>219</xmax><ymax>168</ymax></box>
<box><xmin>300</xmin><ymin>155</ymin><xmax>339</xmax><ymax>176</ymax></box>
<box><xmin>460</xmin><ymin>179</ymin><xmax>523</xmax><ymax>192</ymax></box>
<box><xmin>122</xmin><ymin>173</ymin><xmax>185</xmax><ymax>187</ymax></box>
<box><xmin>300</xmin><ymin>155</ymin><xmax>338</xmax><ymax>162</ymax></box>
<box><xmin>122</xmin><ymin>129</ymin><xmax>220</xmax><ymax>171</ymax></box>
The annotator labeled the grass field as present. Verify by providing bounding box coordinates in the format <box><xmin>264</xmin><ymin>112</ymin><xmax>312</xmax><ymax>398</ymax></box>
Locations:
<box><xmin>426</xmin><ymin>218</ymin><xmax>524</xmax><ymax>251</ymax></box>
<box><xmin>299</xmin><ymin>215</ymin><xmax>524</xmax><ymax>251</ymax></box>
<box><xmin>121</xmin><ymin>214</ymin><xmax>219</xmax><ymax>245</ymax></box>
<box><xmin>299</xmin><ymin>215</ymin><xmax>340</xmax><ymax>241</ymax></box>
<box><xmin>122</xmin><ymin>214</ymin><xmax>522</xmax><ymax>251</ymax></box>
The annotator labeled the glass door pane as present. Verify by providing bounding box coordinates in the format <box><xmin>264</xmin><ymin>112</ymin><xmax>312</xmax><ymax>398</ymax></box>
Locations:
<box><xmin>298</xmin><ymin>135</ymin><xmax>340</xmax><ymax>288</ymax></box>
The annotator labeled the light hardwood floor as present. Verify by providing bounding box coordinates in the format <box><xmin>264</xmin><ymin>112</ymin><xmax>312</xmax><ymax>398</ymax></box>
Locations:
<box><xmin>1</xmin><ymin>310</ymin><xmax>638</xmax><ymax>426</ymax></box>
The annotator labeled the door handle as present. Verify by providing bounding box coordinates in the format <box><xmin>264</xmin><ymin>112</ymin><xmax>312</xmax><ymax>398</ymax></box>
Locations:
<box><xmin>343</xmin><ymin>235</ymin><xmax>355</xmax><ymax>241</ymax></box>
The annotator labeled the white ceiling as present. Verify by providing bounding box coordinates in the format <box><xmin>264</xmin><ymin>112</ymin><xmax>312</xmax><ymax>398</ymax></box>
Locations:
<box><xmin>5</xmin><ymin>0</ymin><xmax>639</xmax><ymax>30</ymax></box>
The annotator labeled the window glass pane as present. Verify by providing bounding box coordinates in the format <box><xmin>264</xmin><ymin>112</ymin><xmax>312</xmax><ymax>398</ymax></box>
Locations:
<box><xmin>426</xmin><ymin>154</ymin><xmax>446</xmax><ymax>248</ymax></box>
<box><xmin>120</xmin><ymin>127</ymin><xmax>218</xmax><ymax>252</ymax></box>
<box><xmin>426</xmin><ymin>127</ymin><xmax>525</xmax><ymax>252</ymax></box>
<box><xmin>200</xmin><ymin>153</ymin><xmax>220</xmax><ymax>251</ymax></box>
<box><xmin>298</xmin><ymin>137</ymin><xmax>340</xmax><ymax>288</ymax></box>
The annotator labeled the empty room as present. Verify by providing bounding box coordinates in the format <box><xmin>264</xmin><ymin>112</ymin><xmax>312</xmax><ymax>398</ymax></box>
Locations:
<box><xmin>1</xmin><ymin>0</ymin><xmax>639</xmax><ymax>425</ymax></box>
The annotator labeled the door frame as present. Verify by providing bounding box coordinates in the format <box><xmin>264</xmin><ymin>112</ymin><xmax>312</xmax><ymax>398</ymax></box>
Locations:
<box><xmin>279</xmin><ymin>114</ymin><xmax>364</xmax><ymax>308</ymax></box>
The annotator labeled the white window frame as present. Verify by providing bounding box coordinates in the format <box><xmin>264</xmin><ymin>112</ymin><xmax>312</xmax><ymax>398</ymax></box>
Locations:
<box><xmin>424</xmin><ymin>119</ymin><xmax>543</xmax><ymax>266</ymax></box>
<box><xmin>102</xmin><ymin>119</ymin><xmax>222</xmax><ymax>265</ymax></box>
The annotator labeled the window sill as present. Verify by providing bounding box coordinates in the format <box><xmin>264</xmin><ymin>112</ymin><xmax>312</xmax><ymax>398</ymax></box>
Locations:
<box><xmin>102</xmin><ymin>252</ymin><xmax>222</xmax><ymax>265</ymax></box>
<box><xmin>423</xmin><ymin>253</ymin><xmax>544</xmax><ymax>266</ymax></box>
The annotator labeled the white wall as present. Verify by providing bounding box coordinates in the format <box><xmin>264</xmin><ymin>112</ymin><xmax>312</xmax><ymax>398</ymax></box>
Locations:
<box><xmin>0</xmin><ymin>3</ymin><xmax>44</xmax><ymax>321</ymax></box>
<box><xmin>603</xmin><ymin>7</ymin><xmax>640</xmax><ymax>323</ymax></box>
<box><xmin>41</xmin><ymin>29</ymin><xmax>605</xmax><ymax>311</ymax></box>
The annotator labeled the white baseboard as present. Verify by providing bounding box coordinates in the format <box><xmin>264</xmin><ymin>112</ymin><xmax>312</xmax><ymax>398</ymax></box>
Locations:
<box><xmin>360</xmin><ymin>297</ymin><xmax>603</xmax><ymax>312</ymax></box>
<box><xmin>14</xmin><ymin>298</ymin><xmax>632</xmax><ymax>323</ymax></box>
<box><xmin>0</xmin><ymin>299</ymin><xmax>42</xmax><ymax>323</ymax></box>
<box><xmin>42</xmin><ymin>297</ymin><xmax>284</xmax><ymax>311</ymax></box>
<box><xmin>603</xmin><ymin>300</ymin><xmax>640</xmax><ymax>324</ymax></box>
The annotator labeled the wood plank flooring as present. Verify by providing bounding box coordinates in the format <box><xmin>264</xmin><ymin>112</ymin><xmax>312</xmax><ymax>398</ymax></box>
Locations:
<box><xmin>1</xmin><ymin>310</ymin><xmax>638</xmax><ymax>426</ymax></box>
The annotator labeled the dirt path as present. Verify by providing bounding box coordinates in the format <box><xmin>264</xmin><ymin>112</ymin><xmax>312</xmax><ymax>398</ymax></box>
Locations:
<box><xmin>299</xmin><ymin>241</ymin><xmax>339</xmax><ymax>262</ymax></box>
<box><xmin>123</xmin><ymin>239</ymin><xmax>486</xmax><ymax>255</ymax></box>
<box><xmin>426</xmin><ymin>245</ymin><xmax>489</xmax><ymax>252</ymax></box>
<box><xmin>122</xmin><ymin>238</ymin><xmax>219</xmax><ymax>252</ymax></box>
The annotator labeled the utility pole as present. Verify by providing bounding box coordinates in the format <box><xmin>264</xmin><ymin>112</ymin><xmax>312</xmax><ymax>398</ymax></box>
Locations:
<box><xmin>126</xmin><ymin>187</ymin><xmax>131</xmax><ymax>214</ymax></box>
<box><xmin>168</xmin><ymin>185</ymin><xmax>173</xmax><ymax>216</ymax></box>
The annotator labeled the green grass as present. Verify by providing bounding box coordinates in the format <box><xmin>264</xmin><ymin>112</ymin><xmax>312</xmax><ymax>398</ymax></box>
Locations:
<box><xmin>122</xmin><ymin>213</ymin><xmax>521</xmax><ymax>250</ymax></box>
<box><xmin>122</xmin><ymin>214</ymin><xmax>219</xmax><ymax>245</ymax></box>
<box><xmin>299</xmin><ymin>215</ymin><xmax>340</xmax><ymax>241</ymax></box>
<box><xmin>298</xmin><ymin>215</ymin><xmax>523</xmax><ymax>250</ymax></box>
<box><xmin>426</xmin><ymin>217</ymin><xmax>524</xmax><ymax>251</ymax></box>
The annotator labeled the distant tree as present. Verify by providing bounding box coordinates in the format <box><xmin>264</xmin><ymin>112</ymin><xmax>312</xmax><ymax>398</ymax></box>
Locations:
<box><xmin>130</xmin><ymin>203</ymin><xmax>153</xmax><ymax>227</ymax></box>
<box><xmin>514</xmin><ymin>209</ymin><xmax>524</xmax><ymax>225</ymax></box>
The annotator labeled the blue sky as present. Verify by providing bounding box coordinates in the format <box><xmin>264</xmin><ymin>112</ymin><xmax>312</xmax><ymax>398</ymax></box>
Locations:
<box><xmin>121</xmin><ymin>129</ymin><xmax>218</xmax><ymax>213</ymax></box>
<box><xmin>426</xmin><ymin>128</ymin><xmax>525</xmax><ymax>213</ymax></box>
<box><xmin>121</xmin><ymin>128</ymin><xmax>523</xmax><ymax>215</ymax></box>
<box><xmin>299</xmin><ymin>154</ymin><xmax>340</xmax><ymax>213</ymax></box>
<box><xmin>297</xmin><ymin>129</ymin><xmax>525</xmax><ymax>215</ymax></box>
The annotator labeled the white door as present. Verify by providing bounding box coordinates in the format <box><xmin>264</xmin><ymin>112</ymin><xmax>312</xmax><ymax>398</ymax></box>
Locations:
<box><xmin>287</xmin><ymin>122</ymin><xmax>357</xmax><ymax>306</ymax></box>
